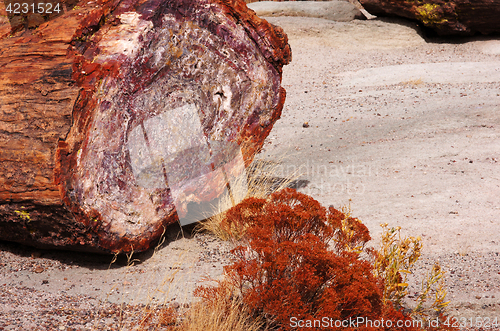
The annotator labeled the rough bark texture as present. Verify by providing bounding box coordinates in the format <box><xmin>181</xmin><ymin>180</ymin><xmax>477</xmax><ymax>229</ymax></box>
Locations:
<box><xmin>359</xmin><ymin>0</ymin><xmax>500</xmax><ymax>36</ymax></box>
<box><xmin>0</xmin><ymin>0</ymin><xmax>291</xmax><ymax>253</ymax></box>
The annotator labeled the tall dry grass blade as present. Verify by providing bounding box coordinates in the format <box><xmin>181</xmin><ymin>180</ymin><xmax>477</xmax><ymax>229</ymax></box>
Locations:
<box><xmin>196</xmin><ymin>154</ymin><xmax>303</xmax><ymax>241</ymax></box>
<box><xmin>182</xmin><ymin>282</ymin><xmax>263</xmax><ymax>331</ymax></box>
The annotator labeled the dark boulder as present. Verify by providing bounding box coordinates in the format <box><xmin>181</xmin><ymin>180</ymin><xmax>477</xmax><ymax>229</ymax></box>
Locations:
<box><xmin>359</xmin><ymin>0</ymin><xmax>500</xmax><ymax>36</ymax></box>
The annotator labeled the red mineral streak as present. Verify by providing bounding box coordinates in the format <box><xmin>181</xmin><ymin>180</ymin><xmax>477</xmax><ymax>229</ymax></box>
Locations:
<box><xmin>0</xmin><ymin>0</ymin><xmax>290</xmax><ymax>253</ymax></box>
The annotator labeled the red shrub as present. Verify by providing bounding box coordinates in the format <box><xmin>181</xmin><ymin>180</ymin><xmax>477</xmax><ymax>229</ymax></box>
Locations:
<box><xmin>327</xmin><ymin>205</ymin><xmax>371</xmax><ymax>254</ymax></box>
<box><xmin>219</xmin><ymin>189</ymin><xmax>383</xmax><ymax>329</ymax></box>
<box><xmin>196</xmin><ymin>189</ymin><xmax>454</xmax><ymax>330</ymax></box>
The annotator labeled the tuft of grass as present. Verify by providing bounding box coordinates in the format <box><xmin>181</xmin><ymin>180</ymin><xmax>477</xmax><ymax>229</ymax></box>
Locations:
<box><xmin>123</xmin><ymin>277</ymin><xmax>263</xmax><ymax>331</ymax></box>
<box><xmin>197</xmin><ymin>157</ymin><xmax>302</xmax><ymax>241</ymax></box>
<box><xmin>372</xmin><ymin>224</ymin><xmax>450</xmax><ymax>322</ymax></box>
<box><xmin>401</xmin><ymin>78</ymin><xmax>424</xmax><ymax>88</ymax></box>
<box><xmin>372</xmin><ymin>223</ymin><xmax>423</xmax><ymax>307</ymax></box>
<box><xmin>413</xmin><ymin>263</ymin><xmax>450</xmax><ymax>320</ymax></box>
<box><xmin>245</xmin><ymin>159</ymin><xmax>302</xmax><ymax>199</ymax></box>
<box><xmin>195</xmin><ymin>163</ymin><xmax>251</xmax><ymax>241</ymax></box>
<box><xmin>184</xmin><ymin>280</ymin><xmax>263</xmax><ymax>331</ymax></box>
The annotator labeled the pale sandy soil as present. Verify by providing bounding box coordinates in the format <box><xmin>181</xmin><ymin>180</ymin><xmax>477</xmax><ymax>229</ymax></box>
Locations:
<box><xmin>1</xmin><ymin>16</ymin><xmax>500</xmax><ymax>330</ymax></box>
<box><xmin>260</xmin><ymin>16</ymin><xmax>500</xmax><ymax>325</ymax></box>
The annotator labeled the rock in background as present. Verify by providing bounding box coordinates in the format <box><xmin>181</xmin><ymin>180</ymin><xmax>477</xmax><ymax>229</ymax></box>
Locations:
<box><xmin>358</xmin><ymin>0</ymin><xmax>500</xmax><ymax>36</ymax></box>
<box><xmin>0</xmin><ymin>0</ymin><xmax>290</xmax><ymax>253</ymax></box>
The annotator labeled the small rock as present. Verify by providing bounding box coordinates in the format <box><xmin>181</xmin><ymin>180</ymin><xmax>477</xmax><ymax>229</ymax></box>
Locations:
<box><xmin>302</xmin><ymin>122</ymin><xmax>309</xmax><ymax>128</ymax></box>
<box><xmin>33</xmin><ymin>266</ymin><xmax>44</xmax><ymax>273</ymax></box>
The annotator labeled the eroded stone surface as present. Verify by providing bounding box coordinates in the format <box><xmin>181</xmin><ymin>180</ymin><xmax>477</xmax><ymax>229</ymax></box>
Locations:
<box><xmin>0</xmin><ymin>0</ymin><xmax>290</xmax><ymax>252</ymax></box>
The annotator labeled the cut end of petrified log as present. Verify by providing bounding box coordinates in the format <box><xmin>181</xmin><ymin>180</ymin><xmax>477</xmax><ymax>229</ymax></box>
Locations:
<box><xmin>0</xmin><ymin>0</ymin><xmax>290</xmax><ymax>253</ymax></box>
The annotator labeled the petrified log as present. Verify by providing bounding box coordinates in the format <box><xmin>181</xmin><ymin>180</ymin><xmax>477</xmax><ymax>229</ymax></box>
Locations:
<box><xmin>359</xmin><ymin>0</ymin><xmax>500</xmax><ymax>36</ymax></box>
<box><xmin>0</xmin><ymin>0</ymin><xmax>290</xmax><ymax>253</ymax></box>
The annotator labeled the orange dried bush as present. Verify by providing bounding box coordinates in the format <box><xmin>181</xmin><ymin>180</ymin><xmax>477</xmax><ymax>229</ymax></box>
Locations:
<box><xmin>328</xmin><ymin>204</ymin><xmax>372</xmax><ymax>254</ymax></box>
<box><xmin>196</xmin><ymin>188</ymin><xmax>456</xmax><ymax>330</ymax></box>
<box><xmin>197</xmin><ymin>188</ymin><xmax>385</xmax><ymax>330</ymax></box>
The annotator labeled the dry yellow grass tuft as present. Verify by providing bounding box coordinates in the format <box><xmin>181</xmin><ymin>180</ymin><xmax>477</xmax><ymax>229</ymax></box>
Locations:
<box><xmin>372</xmin><ymin>223</ymin><xmax>450</xmax><ymax>322</ymax></box>
<box><xmin>182</xmin><ymin>281</ymin><xmax>263</xmax><ymax>331</ymax></box>
<box><xmin>196</xmin><ymin>157</ymin><xmax>302</xmax><ymax>241</ymax></box>
<box><xmin>129</xmin><ymin>280</ymin><xmax>262</xmax><ymax>330</ymax></box>
<box><xmin>400</xmin><ymin>77</ymin><xmax>424</xmax><ymax>88</ymax></box>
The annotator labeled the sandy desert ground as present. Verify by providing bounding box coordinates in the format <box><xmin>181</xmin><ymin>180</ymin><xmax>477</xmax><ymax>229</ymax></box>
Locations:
<box><xmin>1</xmin><ymin>15</ymin><xmax>500</xmax><ymax>330</ymax></box>
<box><xmin>260</xmin><ymin>16</ymin><xmax>500</xmax><ymax>324</ymax></box>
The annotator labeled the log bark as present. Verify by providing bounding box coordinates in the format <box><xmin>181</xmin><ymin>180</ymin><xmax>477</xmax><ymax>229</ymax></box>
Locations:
<box><xmin>359</xmin><ymin>0</ymin><xmax>500</xmax><ymax>36</ymax></box>
<box><xmin>0</xmin><ymin>0</ymin><xmax>291</xmax><ymax>252</ymax></box>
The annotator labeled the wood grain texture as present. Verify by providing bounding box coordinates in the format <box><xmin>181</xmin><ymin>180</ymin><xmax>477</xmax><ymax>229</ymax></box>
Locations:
<box><xmin>0</xmin><ymin>0</ymin><xmax>290</xmax><ymax>252</ymax></box>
